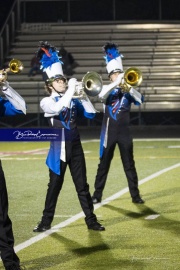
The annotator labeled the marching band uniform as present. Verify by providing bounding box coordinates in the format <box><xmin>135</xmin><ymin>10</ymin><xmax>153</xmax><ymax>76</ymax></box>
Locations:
<box><xmin>33</xmin><ymin>41</ymin><xmax>105</xmax><ymax>232</ymax></box>
<box><xmin>0</xmin><ymin>79</ymin><xmax>26</xmax><ymax>270</ymax></box>
<box><xmin>92</xmin><ymin>42</ymin><xmax>145</xmax><ymax>204</ymax></box>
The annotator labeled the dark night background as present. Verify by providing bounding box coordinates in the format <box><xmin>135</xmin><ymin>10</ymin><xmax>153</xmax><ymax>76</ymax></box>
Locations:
<box><xmin>1</xmin><ymin>0</ymin><xmax>180</xmax><ymax>27</ymax></box>
<box><xmin>0</xmin><ymin>0</ymin><xmax>179</xmax><ymax>129</ymax></box>
<box><xmin>0</xmin><ymin>0</ymin><xmax>15</xmax><ymax>26</ymax></box>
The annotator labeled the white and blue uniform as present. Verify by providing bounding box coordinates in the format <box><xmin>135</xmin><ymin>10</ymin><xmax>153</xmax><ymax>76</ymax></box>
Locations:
<box><xmin>93</xmin><ymin>85</ymin><xmax>144</xmax><ymax>201</ymax></box>
<box><xmin>40</xmin><ymin>91</ymin><xmax>98</xmax><ymax>226</ymax></box>
<box><xmin>43</xmin><ymin>94</ymin><xmax>95</xmax><ymax>175</ymax></box>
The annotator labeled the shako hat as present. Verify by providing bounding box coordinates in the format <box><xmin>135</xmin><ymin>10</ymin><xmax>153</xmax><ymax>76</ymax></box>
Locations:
<box><xmin>36</xmin><ymin>41</ymin><xmax>66</xmax><ymax>83</ymax></box>
<box><xmin>103</xmin><ymin>42</ymin><xmax>123</xmax><ymax>76</ymax></box>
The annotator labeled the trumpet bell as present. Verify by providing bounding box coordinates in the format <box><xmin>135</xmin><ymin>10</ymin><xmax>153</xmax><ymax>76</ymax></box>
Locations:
<box><xmin>124</xmin><ymin>67</ymin><xmax>143</xmax><ymax>88</ymax></box>
<box><xmin>9</xmin><ymin>59</ymin><xmax>24</xmax><ymax>73</ymax></box>
<box><xmin>82</xmin><ymin>71</ymin><xmax>103</xmax><ymax>97</ymax></box>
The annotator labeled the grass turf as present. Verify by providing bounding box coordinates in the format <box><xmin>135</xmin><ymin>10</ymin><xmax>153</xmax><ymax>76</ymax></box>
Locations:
<box><xmin>0</xmin><ymin>140</ymin><xmax>179</xmax><ymax>269</ymax></box>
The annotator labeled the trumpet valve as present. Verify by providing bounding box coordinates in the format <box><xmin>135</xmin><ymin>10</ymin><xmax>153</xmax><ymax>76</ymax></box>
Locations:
<box><xmin>75</xmin><ymin>82</ymin><xmax>84</xmax><ymax>95</ymax></box>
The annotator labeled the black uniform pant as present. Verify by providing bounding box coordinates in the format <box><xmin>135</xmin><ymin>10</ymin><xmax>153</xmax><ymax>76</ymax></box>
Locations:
<box><xmin>0</xmin><ymin>161</ymin><xmax>20</xmax><ymax>268</ymax></box>
<box><xmin>93</xmin><ymin>128</ymin><xmax>140</xmax><ymax>200</ymax></box>
<box><xmin>41</xmin><ymin>139</ymin><xmax>96</xmax><ymax>226</ymax></box>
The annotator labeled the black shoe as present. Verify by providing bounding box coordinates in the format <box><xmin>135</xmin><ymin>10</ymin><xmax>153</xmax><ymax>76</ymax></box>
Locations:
<box><xmin>33</xmin><ymin>221</ymin><xmax>51</xmax><ymax>232</ymax></box>
<box><xmin>5</xmin><ymin>265</ymin><xmax>26</xmax><ymax>270</ymax></box>
<box><xmin>132</xmin><ymin>196</ymin><xmax>145</xmax><ymax>204</ymax></box>
<box><xmin>92</xmin><ymin>196</ymin><xmax>101</xmax><ymax>204</ymax></box>
<box><xmin>88</xmin><ymin>221</ymin><xmax>105</xmax><ymax>231</ymax></box>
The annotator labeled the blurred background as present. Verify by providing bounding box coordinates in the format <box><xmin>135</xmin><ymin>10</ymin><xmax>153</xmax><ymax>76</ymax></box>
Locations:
<box><xmin>0</xmin><ymin>0</ymin><xmax>180</xmax><ymax>137</ymax></box>
<box><xmin>1</xmin><ymin>0</ymin><xmax>180</xmax><ymax>25</ymax></box>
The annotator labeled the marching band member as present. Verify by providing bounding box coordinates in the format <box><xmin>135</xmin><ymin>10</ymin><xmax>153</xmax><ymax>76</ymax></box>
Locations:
<box><xmin>0</xmin><ymin>71</ymin><xmax>26</xmax><ymax>270</ymax></box>
<box><xmin>33</xmin><ymin>41</ymin><xmax>105</xmax><ymax>232</ymax></box>
<box><xmin>91</xmin><ymin>42</ymin><xmax>145</xmax><ymax>205</ymax></box>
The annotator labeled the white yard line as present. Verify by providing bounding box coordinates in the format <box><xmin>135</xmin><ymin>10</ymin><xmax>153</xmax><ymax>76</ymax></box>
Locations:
<box><xmin>14</xmin><ymin>162</ymin><xmax>180</xmax><ymax>254</ymax></box>
<box><xmin>145</xmin><ymin>214</ymin><xmax>160</xmax><ymax>220</ymax></box>
<box><xmin>82</xmin><ymin>138</ymin><xmax>180</xmax><ymax>143</ymax></box>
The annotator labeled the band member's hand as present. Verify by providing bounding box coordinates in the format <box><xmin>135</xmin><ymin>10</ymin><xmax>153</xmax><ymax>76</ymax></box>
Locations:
<box><xmin>129</xmin><ymin>87</ymin><xmax>142</xmax><ymax>104</ymax></box>
<box><xmin>120</xmin><ymin>77</ymin><xmax>130</xmax><ymax>93</ymax></box>
<box><xmin>76</xmin><ymin>82</ymin><xmax>83</xmax><ymax>94</ymax></box>
<box><xmin>0</xmin><ymin>71</ymin><xmax>7</xmax><ymax>83</ymax></box>
<box><xmin>115</xmin><ymin>73</ymin><xmax>124</xmax><ymax>86</ymax></box>
<box><xmin>68</xmin><ymin>78</ymin><xmax>77</xmax><ymax>94</ymax></box>
<box><xmin>0</xmin><ymin>81</ymin><xmax>9</xmax><ymax>91</ymax></box>
<box><xmin>0</xmin><ymin>80</ymin><xmax>9</xmax><ymax>90</ymax></box>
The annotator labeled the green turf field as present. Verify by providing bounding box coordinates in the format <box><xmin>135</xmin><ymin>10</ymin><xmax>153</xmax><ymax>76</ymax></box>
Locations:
<box><xmin>0</xmin><ymin>139</ymin><xmax>179</xmax><ymax>269</ymax></box>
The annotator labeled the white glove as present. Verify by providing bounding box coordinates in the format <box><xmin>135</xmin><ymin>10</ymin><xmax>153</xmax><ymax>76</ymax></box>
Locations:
<box><xmin>120</xmin><ymin>77</ymin><xmax>125</xmax><ymax>85</ymax></box>
<box><xmin>76</xmin><ymin>82</ymin><xmax>83</xmax><ymax>95</ymax></box>
<box><xmin>120</xmin><ymin>77</ymin><xmax>131</xmax><ymax>92</ymax></box>
<box><xmin>99</xmin><ymin>73</ymin><xmax>124</xmax><ymax>100</ymax></box>
<box><xmin>0</xmin><ymin>80</ymin><xmax>9</xmax><ymax>90</ymax></box>
<box><xmin>68</xmin><ymin>78</ymin><xmax>77</xmax><ymax>94</ymax></box>
<box><xmin>0</xmin><ymin>72</ymin><xmax>6</xmax><ymax>83</ymax></box>
<box><xmin>54</xmin><ymin>77</ymin><xmax>77</xmax><ymax>109</ymax></box>
<box><xmin>114</xmin><ymin>73</ymin><xmax>124</xmax><ymax>86</ymax></box>
<box><xmin>81</xmin><ymin>96</ymin><xmax>97</xmax><ymax>113</ymax></box>
<box><xmin>129</xmin><ymin>87</ymin><xmax>142</xmax><ymax>104</ymax></box>
<box><xmin>0</xmin><ymin>73</ymin><xmax>3</xmax><ymax>82</ymax></box>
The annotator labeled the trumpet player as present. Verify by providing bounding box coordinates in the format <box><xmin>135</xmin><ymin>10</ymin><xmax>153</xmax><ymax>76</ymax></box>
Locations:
<box><xmin>92</xmin><ymin>42</ymin><xmax>145</xmax><ymax>205</ymax></box>
<box><xmin>0</xmin><ymin>69</ymin><xmax>26</xmax><ymax>269</ymax></box>
<box><xmin>33</xmin><ymin>41</ymin><xmax>105</xmax><ymax>233</ymax></box>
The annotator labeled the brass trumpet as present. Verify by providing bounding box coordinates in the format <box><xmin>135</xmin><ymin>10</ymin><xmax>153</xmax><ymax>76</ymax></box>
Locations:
<box><xmin>73</xmin><ymin>71</ymin><xmax>103</xmax><ymax>98</ymax></box>
<box><xmin>120</xmin><ymin>67</ymin><xmax>143</xmax><ymax>92</ymax></box>
<box><xmin>0</xmin><ymin>59</ymin><xmax>24</xmax><ymax>82</ymax></box>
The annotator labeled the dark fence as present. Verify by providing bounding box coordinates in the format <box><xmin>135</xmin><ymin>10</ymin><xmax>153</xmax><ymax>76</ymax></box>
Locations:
<box><xmin>20</xmin><ymin>0</ymin><xmax>179</xmax><ymax>23</ymax></box>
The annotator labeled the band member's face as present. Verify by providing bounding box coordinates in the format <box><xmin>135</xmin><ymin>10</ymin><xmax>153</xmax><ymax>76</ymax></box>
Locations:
<box><xmin>52</xmin><ymin>78</ymin><xmax>66</xmax><ymax>93</ymax></box>
<box><xmin>110</xmin><ymin>72</ymin><xmax>120</xmax><ymax>82</ymax></box>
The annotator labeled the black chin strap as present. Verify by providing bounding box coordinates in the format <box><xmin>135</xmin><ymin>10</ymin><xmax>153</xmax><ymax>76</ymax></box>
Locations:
<box><xmin>52</xmin><ymin>87</ymin><xmax>65</xmax><ymax>97</ymax></box>
<box><xmin>51</xmin><ymin>85</ymin><xmax>57</xmax><ymax>92</ymax></box>
<box><xmin>51</xmin><ymin>85</ymin><xmax>62</xmax><ymax>96</ymax></box>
